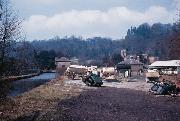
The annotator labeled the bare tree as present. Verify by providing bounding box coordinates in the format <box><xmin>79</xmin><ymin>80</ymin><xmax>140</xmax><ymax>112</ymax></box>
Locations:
<box><xmin>15</xmin><ymin>39</ymin><xmax>37</xmax><ymax>74</ymax></box>
<box><xmin>0</xmin><ymin>0</ymin><xmax>22</xmax><ymax>77</ymax></box>
<box><xmin>168</xmin><ymin>10</ymin><xmax>180</xmax><ymax>60</ymax></box>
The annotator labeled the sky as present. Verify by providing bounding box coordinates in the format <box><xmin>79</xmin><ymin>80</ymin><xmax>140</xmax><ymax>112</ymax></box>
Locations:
<box><xmin>12</xmin><ymin>0</ymin><xmax>180</xmax><ymax>41</ymax></box>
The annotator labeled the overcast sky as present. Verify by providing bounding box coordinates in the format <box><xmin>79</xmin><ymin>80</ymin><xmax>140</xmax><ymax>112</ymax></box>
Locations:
<box><xmin>12</xmin><ymin>0</ymin><xmax>179</xmax><ymax>41</ymax></box>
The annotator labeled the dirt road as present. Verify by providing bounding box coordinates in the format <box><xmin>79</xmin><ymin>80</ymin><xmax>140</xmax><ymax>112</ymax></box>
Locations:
<box><xmin>2</xmin><ymin>78</ymin><xmax>180</xmax><ymax>121</ymax></box>
<box><xmin>33</xmin><ymin>79</ymin><xmax>180</xmax><ymax>121</ymax></box>
<box><xmin>56</xmin><ymin>87</ymin><xmax>180</xmax><ymax>121</ymax></box>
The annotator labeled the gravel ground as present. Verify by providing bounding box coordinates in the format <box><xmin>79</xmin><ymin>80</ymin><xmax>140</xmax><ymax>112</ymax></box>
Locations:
<box><xmin>65</xmin><ymin>76</ymin><xmax>153</xmax><ymax>92</ymax></box>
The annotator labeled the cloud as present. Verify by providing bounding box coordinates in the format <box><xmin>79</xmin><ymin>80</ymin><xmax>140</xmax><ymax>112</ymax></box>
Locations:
<box><xmin>23</xmin><ymin>6</ymin><xmax>175</xmax><ymax>40</ymax></box>
<box><xmin>25</xmin><ymin>0</ymin><xmax>59</xmax><ymax>4</ymax></box>
<box><xmin>173</xmin><ymin>0</ymin><xmax>180</xmax><ymax>8</ymax></box>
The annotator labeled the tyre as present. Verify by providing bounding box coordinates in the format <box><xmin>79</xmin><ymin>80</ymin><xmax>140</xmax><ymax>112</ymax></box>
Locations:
<box><xmin>85</xmin><ymin>81</ymin><xmax>91</xmax><ymax>86</ymax></box>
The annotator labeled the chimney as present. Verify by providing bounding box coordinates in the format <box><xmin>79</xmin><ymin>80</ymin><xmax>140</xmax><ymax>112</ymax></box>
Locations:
<box><xmin>137</xmin><ymin>56</ymin><xmax>140</xmax><ymax>62</ymax></box>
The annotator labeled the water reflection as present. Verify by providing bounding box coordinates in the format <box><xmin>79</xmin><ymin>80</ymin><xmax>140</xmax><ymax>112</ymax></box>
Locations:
<box><xmin>9</xmin><ymin>73</ymin><xmax>55</xmax><ymax>97</ymax></box>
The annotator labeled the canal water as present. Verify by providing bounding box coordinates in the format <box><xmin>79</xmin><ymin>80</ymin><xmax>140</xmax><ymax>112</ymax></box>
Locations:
<box><xmin>8</xmin><ymin>73</ymin><xmax>56</xmax><ymax>97</ymax></box>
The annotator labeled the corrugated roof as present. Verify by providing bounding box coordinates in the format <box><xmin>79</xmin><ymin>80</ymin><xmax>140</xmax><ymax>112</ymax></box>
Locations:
<box><xmin>118</xmin><ymin>59</ymin><xmax>143</xmax><ymax>65</ymax></box>
<box><xmin>55</xmin><ymin>57</ymin><xmax>71</xmax><ymax>62</ymax></box>
<box><xmin>69</xmin><ymin>65</ymin><xmax>87</xmax><ymax>69</ymax></box>
<box><xmin>150</xmin><ymin>60</ymin><xmax>180</xmax><ymax>67</ymax></box>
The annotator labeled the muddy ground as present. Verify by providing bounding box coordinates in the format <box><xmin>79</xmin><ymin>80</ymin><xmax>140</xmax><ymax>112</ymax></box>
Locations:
<box><xmin>1</xmin><ymin>77</ymin><xmax>180</xmax><ymax>121</ymax></box>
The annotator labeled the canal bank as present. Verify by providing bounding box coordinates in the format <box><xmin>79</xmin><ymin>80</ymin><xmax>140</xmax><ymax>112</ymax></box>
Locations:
<box><xmin>0</xmin><ymin>76</ymin><xmax>82</xmax><ymax>121</ymax></box>
<box><xmin>2</xmin><ymin>72</ymin><xmax>42</xmax><ymax>82</ymax></box>
<box><xmin>8</xmin><ymin>73</ymin><xmax>56</xmax><ymax>97</ymax></box>
<box><xmin>2</xmin><ymin>70</ymin><xmax>56</xmax><ymax>82</ymax></box>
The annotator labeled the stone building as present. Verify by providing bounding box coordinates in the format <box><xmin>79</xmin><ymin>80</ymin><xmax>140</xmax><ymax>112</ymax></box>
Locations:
<box><xmin>116</xmin><ymin>59</ymin><xmax>144</xmax><ymax>77</ymax></box>
<box><xmin>55</xmin><ymin>57</ymin><xmax>71</xmax><ymax>75</ymax></box>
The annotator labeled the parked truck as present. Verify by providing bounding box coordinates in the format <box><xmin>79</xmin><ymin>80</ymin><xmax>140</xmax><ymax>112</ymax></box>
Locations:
<box><xmin>145</xmin><ymin>70</ymin><xmax>160</xmax><ymax>83</ymax></box>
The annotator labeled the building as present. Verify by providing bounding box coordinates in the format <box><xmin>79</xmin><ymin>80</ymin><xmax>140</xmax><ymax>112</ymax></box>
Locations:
<box><xmin>149</xmin><ymin>60</ymin><xmax>180</xmax><ymax>75</ymax></box>
<box><xmin>55</xmin><ymin>57</ymin><xmax>71</xmax><ymax>68</ymax></box>
<box><xmin>70</xmin><ymin>57</ymin><xmax>79</xmax><ymax>65</ymax></box>
<box><xmin>116</xmin><ymin>59</ymin><xmax>144</xmax><ymax>77</ymax></box>
<box><xmin>55</xmin><ymin>57</ymin><xmax>71</xmax><ymax>75</ymax></box>
<box><xmin>148</xmin><ymin>60</ymin><xmax>180</xmax><ymax>87</ymax></box>
<box><xmin>148</xmin><ymin>56</ymin><xmax>159</xmax><ymax>64</ymax></box>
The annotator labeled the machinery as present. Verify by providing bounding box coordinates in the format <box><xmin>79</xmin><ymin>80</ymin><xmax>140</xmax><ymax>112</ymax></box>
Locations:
<box><xmin>82</xmin><ymin>74</ymin><xmax>103</xmax><ymax>87</ymax></box>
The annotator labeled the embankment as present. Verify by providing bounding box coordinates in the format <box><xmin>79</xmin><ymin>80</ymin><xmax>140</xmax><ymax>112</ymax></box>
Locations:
<box><xmin>2</xmin><ymin>73</ymin><xmax>42</xmax><ymax>82</ymax></box>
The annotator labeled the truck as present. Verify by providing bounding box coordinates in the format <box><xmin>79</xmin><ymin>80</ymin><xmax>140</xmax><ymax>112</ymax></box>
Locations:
<box><xmin>145</xmin><ymin>69</ymin><xmax>160</xmax><ymax>83</ymax></box>
<box><xmin>65</xmin><ymin>65</ymin><xmax>88</xmax><ymax>79</ymax></box>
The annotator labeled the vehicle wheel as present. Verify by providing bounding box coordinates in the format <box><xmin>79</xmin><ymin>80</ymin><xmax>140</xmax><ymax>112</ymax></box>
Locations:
<box><xmin>96</xmin><ymin>84</ymin><xmax>102</xmax><ymax>87</ymax></box>
<box><xmin>85</xmin><ymin>81</ymin><xmax>91</xmax><ymax>86</ymax></box>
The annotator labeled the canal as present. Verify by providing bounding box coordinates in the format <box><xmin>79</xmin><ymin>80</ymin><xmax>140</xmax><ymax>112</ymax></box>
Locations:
<box><xmin>8</xmin><ymin>73</ymin><xmax>56</xmax><ymax>97</ymax></box>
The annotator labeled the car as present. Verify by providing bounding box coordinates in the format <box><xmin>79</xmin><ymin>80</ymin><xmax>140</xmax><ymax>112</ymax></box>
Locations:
<box><xmin>82</xmin><ymin>74</ymin><xmax>103</xmax><ymax>87</ymax></box>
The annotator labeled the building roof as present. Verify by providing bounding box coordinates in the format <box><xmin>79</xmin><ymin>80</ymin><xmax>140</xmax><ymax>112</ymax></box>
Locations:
<box><xmin>69</xmin><ymin>65</ymin><xmax>87</xmax><ymax>69</ymax></box>
<box><xmin>116</xmin><ymin>64</ymin><xmax>131</xmax><ymax>70</ymax></box>
<box><xmin>55</xmin><ymin>57</ymin><xmax>71</xmax><ymax>62</ymax></box>
<box><xmin>150</xmin><ymin>60</ymin><xmax>180</xmax><ymax>67</ymax></box>
<box><xmin>118</xmin><ymin>59</ymin><xmax>143</xmax><ymax>65</ymax></box>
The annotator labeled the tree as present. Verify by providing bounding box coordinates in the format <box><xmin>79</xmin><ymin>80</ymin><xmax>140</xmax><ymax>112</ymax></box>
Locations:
<box><xmin>168</xmin><ymin>28</ymin><xmax>180</xmax><ymax>60</ymax></box>
<box><xmin>0</xmin><ymin>0</ymin><xmax>22</xmax><ymax>77</ymax></box>
<box><xmin>15</xmin><ymin>40</ymin><xmax>37</xmax><ymax>74</ymax></box>
<box><xmin>34</xmin><ymin>50</ymin><xmax>56</xmax><ymax>70</ymax></box>
<box><xmin>111</xmin><ymin>53</ymin><xmax>124</xmax><ymax>65</ymax></box>
<box><xmin>0</xmin><ymin>0</ymin><xmax>22</xmax><ymax>98</ymax></box>
<box><xmin>168</xmin><ymin>10</ymin><xmax>180</xmax><ymax>60</ymax></box>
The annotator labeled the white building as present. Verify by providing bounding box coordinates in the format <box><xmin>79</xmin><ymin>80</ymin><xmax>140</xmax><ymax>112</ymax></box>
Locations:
<box><xmin>149</xmin><ymin>60</ymin><xmax>180</xmax><ymax>74</ymax></box>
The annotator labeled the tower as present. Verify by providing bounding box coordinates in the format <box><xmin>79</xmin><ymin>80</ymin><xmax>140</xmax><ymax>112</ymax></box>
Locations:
<box><xmin>121</xmin><ymin>49</ymin><xmax>127</xmax><ymax>59</ymax></box>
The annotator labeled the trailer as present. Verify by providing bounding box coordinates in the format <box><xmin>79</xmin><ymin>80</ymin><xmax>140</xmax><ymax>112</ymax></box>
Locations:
<box><xmin>145</xmin><ymin>71</ymin><xmax>160</xmax><ymax>82</ymax></box>
<box><xmin>102</xmin><ymin>67</ymin><xmax>115</xmax><ymax>77</ymax></box>
<box><xmin>65</xmin><ymin>65</ymin><xmax>88</xmax><ymax>79</ymax></box>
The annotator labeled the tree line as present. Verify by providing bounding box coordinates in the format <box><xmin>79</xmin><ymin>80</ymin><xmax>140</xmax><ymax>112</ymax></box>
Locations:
<box><xmin>1</xmin><ymin>19</ymin><xmax>180</xmax><ymax>78</ymax></box>
<box><xmin>30</xmin><ymin>22</ymin><xmax>179</xmax><ymax>65</ymax></box>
